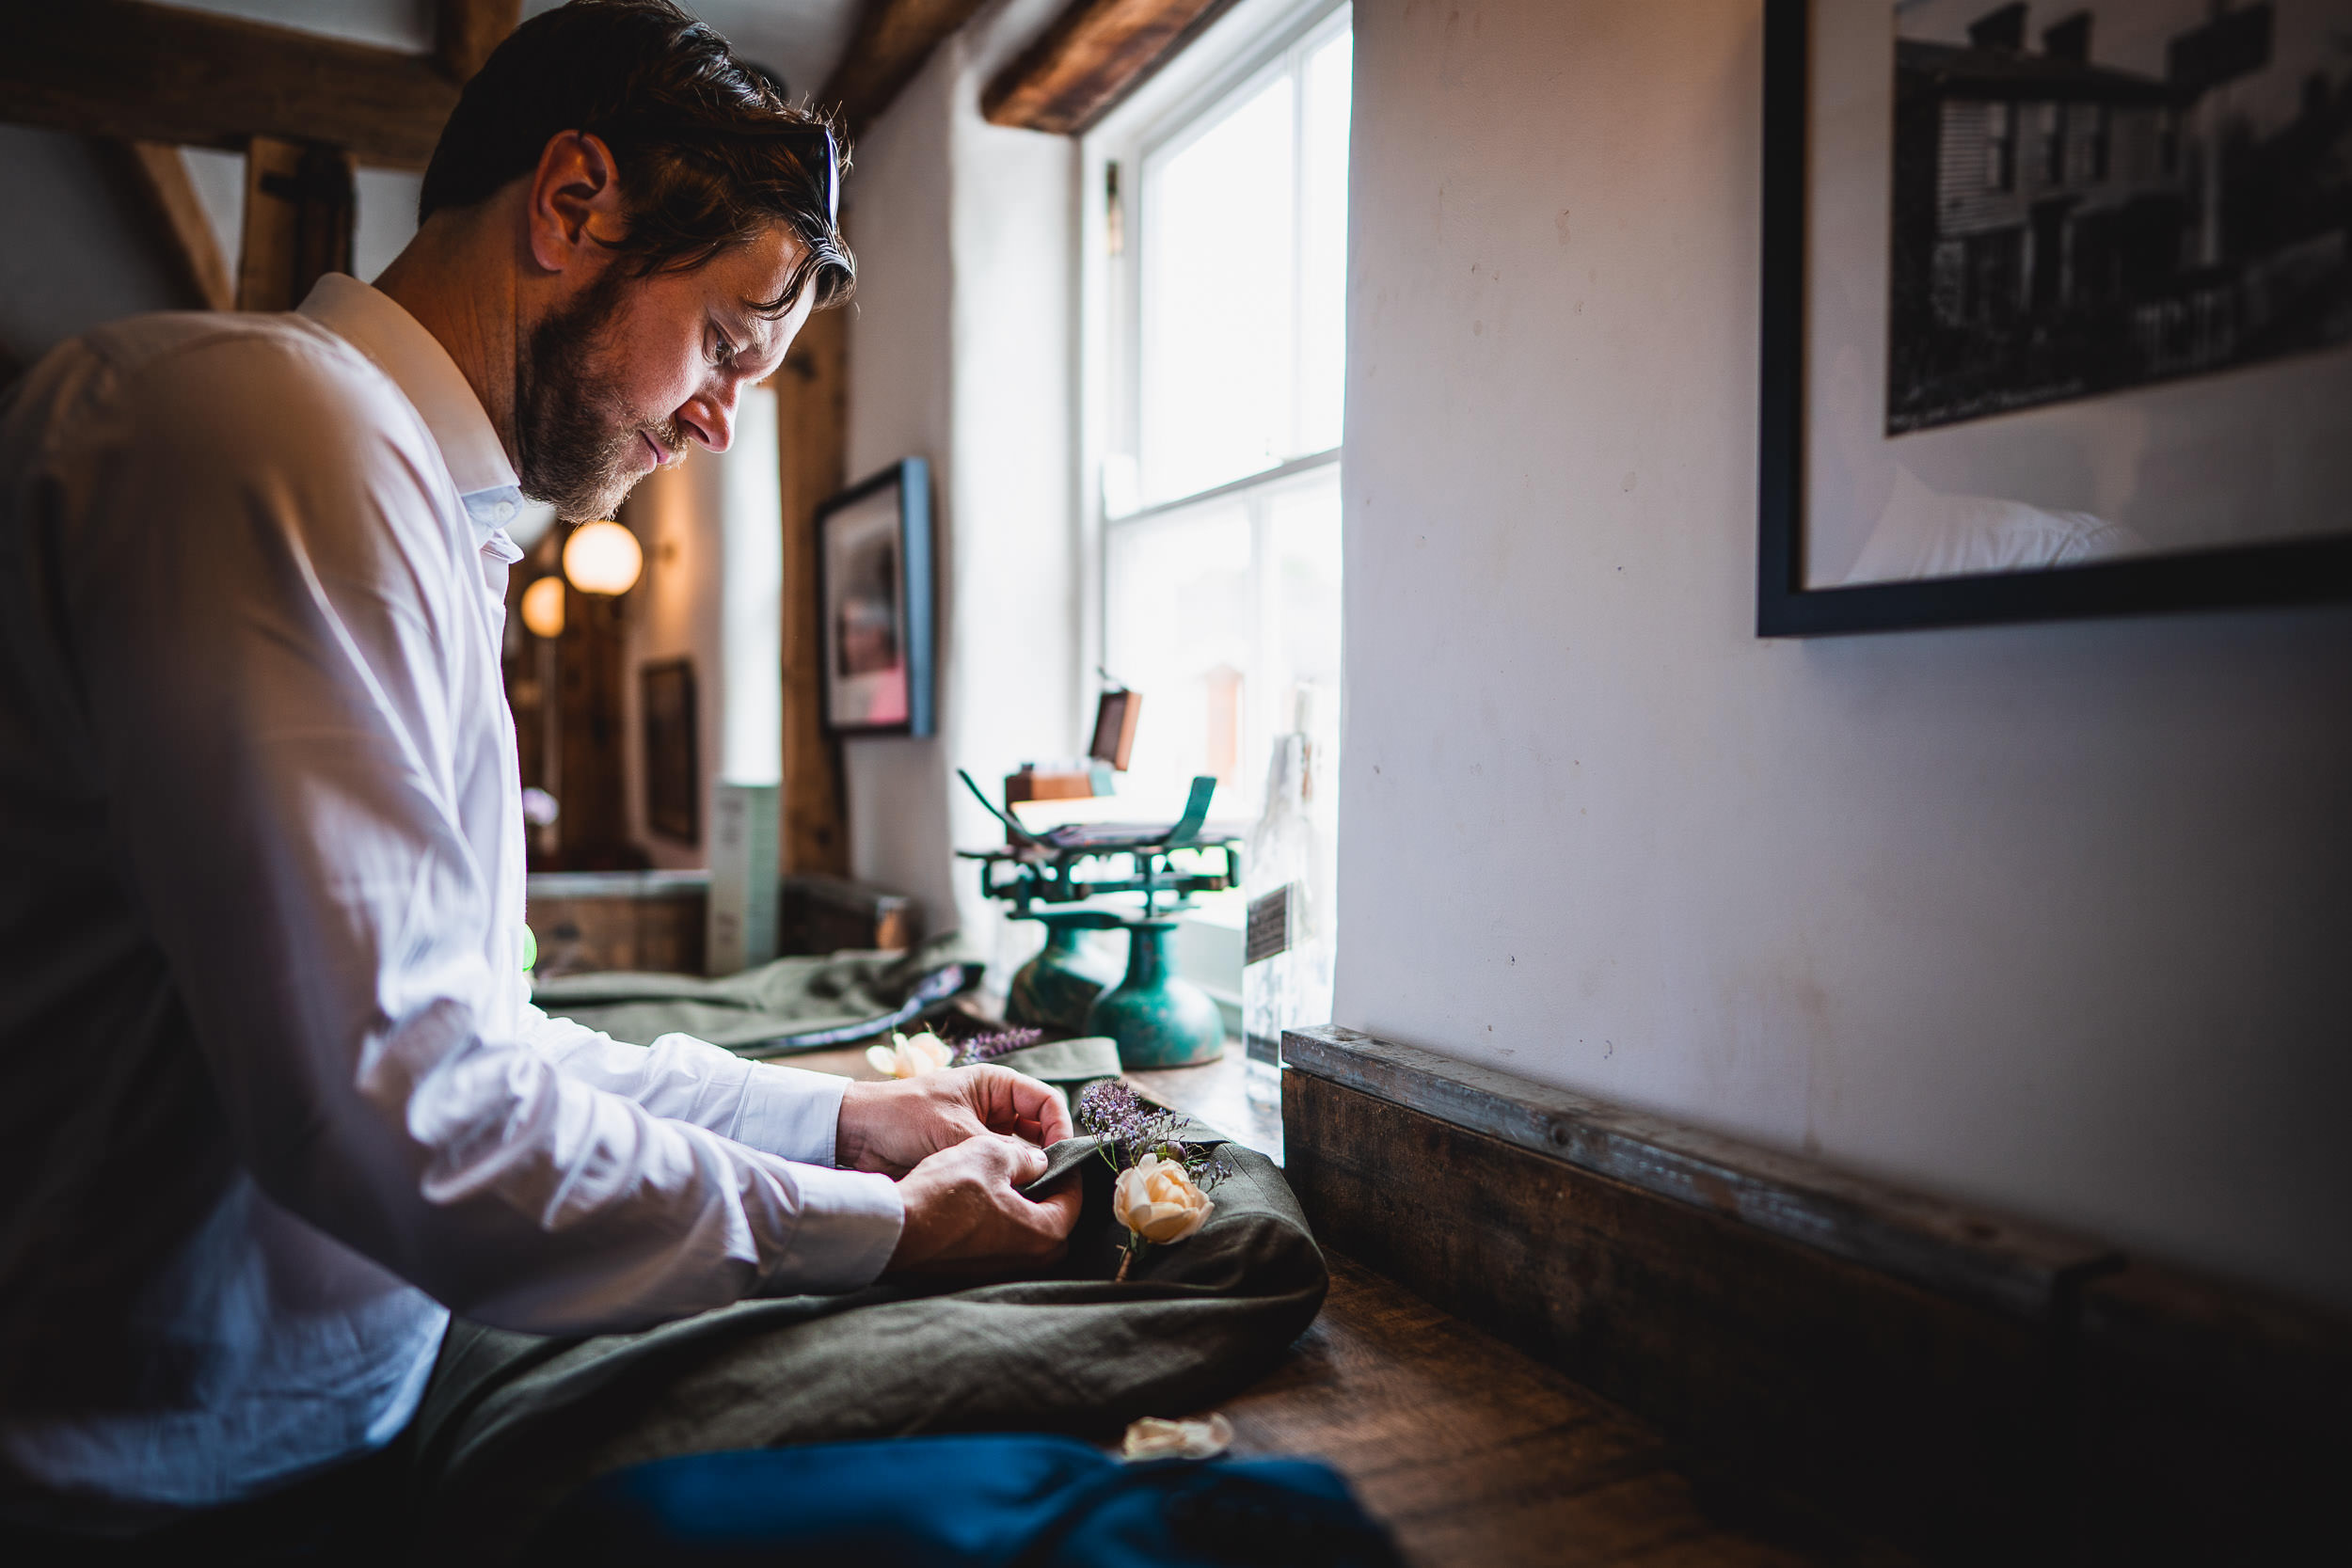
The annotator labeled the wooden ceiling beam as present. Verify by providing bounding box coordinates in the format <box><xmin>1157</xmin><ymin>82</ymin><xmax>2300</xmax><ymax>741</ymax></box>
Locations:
<box><xmin>0</xmin><ymin>0</ymin><xmax>459</xmax><ymax>169</ymax></box>
<box><xmin>436</xmin><ymin>0</ymin><xmax>523</xmax><ymax>84</ymax></box>
<box><xmin>982</xmin><ymin>0</ymin><xmax>1235</xmax><ymax>135</ymax></box>
<box><xmin>100</xmin><ymin>139</ymin><xmax>235</xmax><ymax>311</ymax></box>
<box><xmin>818</xmin><ymin>0</ymin><xmax>995</xmax><ymax>138</ymax></box>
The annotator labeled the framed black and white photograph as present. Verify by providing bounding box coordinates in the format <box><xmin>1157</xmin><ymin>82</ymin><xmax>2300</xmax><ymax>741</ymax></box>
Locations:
<box><xmin>641</xmin><ymin>656</ymin><xmax>699</xmax><ymax>844</ymax></box>
<box><xmin>817</xmin><ymin>457</ymin><xmax>935</xmax><ymax>736</ymax></box>
<box><xmin>1760</xmin><ymin>0</ymin><xmax>2352</xmax><ymax>635</ymax></box>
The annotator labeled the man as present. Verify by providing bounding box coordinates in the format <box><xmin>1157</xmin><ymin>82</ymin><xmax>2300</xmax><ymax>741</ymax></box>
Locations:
<box><xmin>0</xmin><ymin>0</ymin><xmax>1079</xmax><ymax>1545</ymax></box>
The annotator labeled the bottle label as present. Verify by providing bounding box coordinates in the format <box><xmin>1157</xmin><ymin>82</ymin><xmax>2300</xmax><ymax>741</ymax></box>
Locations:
<box><xmin>1247</xmin><ymin>883</ymin><xmax>1298</xmax><ymax>965</ymax></box>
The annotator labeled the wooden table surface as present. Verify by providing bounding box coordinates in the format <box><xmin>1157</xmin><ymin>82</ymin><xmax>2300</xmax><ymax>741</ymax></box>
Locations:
<box><xmin>787</xmin><ymin>1046</ymin><xmax>1898</xmax><ymax>1565</ymax></box>
<box><xmin>1202</xmin><ymin>1254</ymin><xmax>1909</xmax><ymax>1567</ymax></box>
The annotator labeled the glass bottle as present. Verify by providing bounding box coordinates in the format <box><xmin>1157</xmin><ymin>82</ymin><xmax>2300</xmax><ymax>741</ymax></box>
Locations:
<box><xmin>1242</xmin><ymin>689</ymin><xmax>1334</xmax><ymax>1108</ymax></box>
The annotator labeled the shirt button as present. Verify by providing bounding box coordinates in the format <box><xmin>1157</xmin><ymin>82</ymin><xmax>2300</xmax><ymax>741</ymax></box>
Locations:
<box><xmin>495</xmin><ymin>500</ymin><xmax>517</xmax><ymax>521</ymax></box>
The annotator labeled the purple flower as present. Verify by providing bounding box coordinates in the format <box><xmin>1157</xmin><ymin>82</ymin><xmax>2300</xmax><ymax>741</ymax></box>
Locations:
<box><xmin>1075</xmin><ymin>1080</ymin><xmax>1229</xmax><ymax>1193</ymax></box>
<box><xmin>946</xmin><ymin>1025</ymin><xmax>1045</xmax><ymax>1069</ymax></box>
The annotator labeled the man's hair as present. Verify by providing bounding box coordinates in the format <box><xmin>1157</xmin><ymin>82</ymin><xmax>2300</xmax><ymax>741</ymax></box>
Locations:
<box><xmin>420</xmin><ymin>0</ymin><xmax>851</xmax><ymax>315</ymax></box>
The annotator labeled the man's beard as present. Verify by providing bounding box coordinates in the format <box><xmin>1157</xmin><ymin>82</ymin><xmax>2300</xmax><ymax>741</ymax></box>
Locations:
<box><xmin>514</xmin><ymin>274</ymin><xmax>686</xmax><ymax>520</ymax></box>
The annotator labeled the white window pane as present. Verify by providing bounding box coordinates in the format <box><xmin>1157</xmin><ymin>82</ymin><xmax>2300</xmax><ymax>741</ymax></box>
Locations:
<box><xmin>1104</xmin><ymin>506</ymin><xmax>1254</xmax><ymax>815</ymax></box>
<box><xmin>1141</xmin><ymin>74</ymin><xmax>1297</xmax><ymax>505</ymax></box>
<box><xmin>1298</xmin><ymin>27</ymin><xmax>1353</xmax><ymax>454</ymax></box>
<box><xmin>1270</xmin><ymin>470</ymin><xmax>1343</xmax><ymax>703</ymax></box>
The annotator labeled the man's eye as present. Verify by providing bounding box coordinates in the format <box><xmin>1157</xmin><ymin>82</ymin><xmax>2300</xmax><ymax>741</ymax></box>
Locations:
<box><xmin>708</xmin><ymin>332</ymin><xmax>736</xmax><ymax>367</ymax></box>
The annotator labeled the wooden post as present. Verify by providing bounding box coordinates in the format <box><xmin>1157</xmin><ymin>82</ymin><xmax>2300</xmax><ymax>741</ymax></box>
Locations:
<box><xmin>554</xmin><ymin>578</ymin><xmax>633</xmax><ymax>868</ymax></box>
<box><xmin>775</xmin><ymin>306</ymin><xmax>850</xmax><ymax>877</ymax></box>
<box><xmin>236</xmin><ymin>135</ymin><xmax>355</xmax><ymax>311</ymax></box>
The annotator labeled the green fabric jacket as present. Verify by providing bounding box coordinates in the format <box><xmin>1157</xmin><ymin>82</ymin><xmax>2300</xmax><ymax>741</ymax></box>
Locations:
<box><xmin>407</xmin><ymin>1141</ymin><xmax>1326</xmax><ymax>1566</ymax></box>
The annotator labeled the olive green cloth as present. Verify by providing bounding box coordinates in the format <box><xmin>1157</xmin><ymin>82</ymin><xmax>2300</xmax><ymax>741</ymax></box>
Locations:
<box><xmin>986</xmin><ymin>1035</ymin><xmax>1123</xmax><ymax>1085</ymax></box>
<box><xmin>404</xmin><ymin>1142</ymin><xmax>1324</xmax><ymax>1567</ymax></box>
<box><xmin>529</xmin><ymin>937</ymin><xmax>981</xmax><ymax>1053</ymax></box>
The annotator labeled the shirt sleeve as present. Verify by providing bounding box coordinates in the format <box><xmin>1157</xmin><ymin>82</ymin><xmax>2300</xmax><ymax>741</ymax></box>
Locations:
<box><xmin>516</xmin><ymin>1004</ymin><xmax>855</xmax><ymax>1167</ymax></box>
<box><xmin>54</xmin><ymin>331</ymin><xmax>900</xmax><ymax>1333</ymax></box>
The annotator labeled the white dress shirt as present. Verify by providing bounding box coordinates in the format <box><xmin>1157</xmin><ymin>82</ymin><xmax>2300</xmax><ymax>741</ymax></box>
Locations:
<box><xmin>0</xmin><ymin>277</ymin><xmax>902</xmax><ymax>1521</ymax></box>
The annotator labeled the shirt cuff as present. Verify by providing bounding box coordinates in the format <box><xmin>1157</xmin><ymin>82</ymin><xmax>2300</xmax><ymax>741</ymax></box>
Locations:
<box><xmin>765</xmin><ymin>1164</ymin><xmax>904</xmax><ymax>1295</ymax></box>
<box><xmin>731</xmin><ymin>1063</ymin><xmax>850</xmax><ymax>1166</ymax></box>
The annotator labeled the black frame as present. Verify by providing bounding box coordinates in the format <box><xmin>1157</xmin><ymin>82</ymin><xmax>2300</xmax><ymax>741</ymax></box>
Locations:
<box><xmin>816</xmin><ymin>456</ymin><xmax>935</xmax><ymax>737</ymax></box>
<box><xmin>1756</xmin><ymin>0</ymin><xmax>2352</xmax><ymax>638</ymax></box>
<box><xmin>641</xmin><ymin>657</ymin><xmax>699</xmax><ymax>844</ymax></box>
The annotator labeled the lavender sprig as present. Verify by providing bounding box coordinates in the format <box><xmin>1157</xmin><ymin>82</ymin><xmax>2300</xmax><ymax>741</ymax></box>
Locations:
<box><xmin>946</xmin><ymin>1025</ymin><xmax>1045</xmax><ymax>1068</ymax></box>
<box><xmin>1073</xmin><ymin>1081</ymin><xmax>1231</xmax><ymax>1192</ymax></box>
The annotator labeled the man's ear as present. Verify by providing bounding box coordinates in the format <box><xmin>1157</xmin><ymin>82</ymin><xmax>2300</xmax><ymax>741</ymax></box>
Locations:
<box><xmin>525</xmin><ymin>130</ymin><xmax>628</xmax><ymax>275</ymax></box>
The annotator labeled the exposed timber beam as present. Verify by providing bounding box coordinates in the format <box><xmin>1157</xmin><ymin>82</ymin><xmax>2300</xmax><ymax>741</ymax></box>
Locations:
<box><xmin>0</xmin><ymin>0</ymin><xmax>459</xmax><ymax>169</ymax></box>
<box><xmin>101</xmin><ymin>139</ymin><xmax>236</xmax><ymax>311</ymax></box>
<box><xmin>436</xmin><ymin>0</ymin><xmax>523</xmax><ymax>84</ymax></box>
<box><xmin>983</xmin><ymin>0</ymin><xmax>1236</xmax><ymax>135</ymax></box>
<box><xmin>818</xmin><ymin>0</ymin><xmax>994</xmax><ymax>137</ymax></box>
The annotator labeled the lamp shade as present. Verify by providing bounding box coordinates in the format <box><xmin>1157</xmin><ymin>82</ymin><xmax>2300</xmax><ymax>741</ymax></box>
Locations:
<box><xmin>519</xmin><ymin>575</ymin><xmax>566</xmax><ymax>639</ymax></box>
<box><xmin>563</xmin><ymin>519</ymin><xmax>644</xmax><ymax>595</ymax></box>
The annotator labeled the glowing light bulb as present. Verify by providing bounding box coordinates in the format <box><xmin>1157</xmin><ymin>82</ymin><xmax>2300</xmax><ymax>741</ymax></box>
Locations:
<box><xmin>562</xmin><ymin>519</ymin><xmax>644</xmax><ymax>595</ymax></box>
<box><xmin>519</xmin><ymin>575</ymin><xmax>566</xmax><ymax>639</ymax></box>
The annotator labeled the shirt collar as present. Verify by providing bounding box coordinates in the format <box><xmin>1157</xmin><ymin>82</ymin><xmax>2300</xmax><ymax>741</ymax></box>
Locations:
<box><xmin>297</xmin><ymin>273</ymin><xmax>519</xmax><ymax>504</ymax></box>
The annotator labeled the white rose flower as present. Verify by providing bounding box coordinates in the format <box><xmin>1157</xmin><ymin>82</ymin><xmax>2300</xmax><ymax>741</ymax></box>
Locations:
<box><xmin>865</xmin><ymin>1029</ymin><xmax>953</xmax><ymax>1080</ymax></box>
<box><xmin>1111</xmin><ymin>1152</ymin><xmax>1215</xmax><ymax>1245</ymax></box>
<box><xmin>1120</xmin><ymin>1413</ymin><xmax>1233</xmax><ymax>1462</ymax></box>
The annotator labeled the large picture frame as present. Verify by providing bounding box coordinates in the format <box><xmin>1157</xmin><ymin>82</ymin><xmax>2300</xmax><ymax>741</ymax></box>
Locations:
<box><xmin>1758</xmin><ymin>0</ymin><xmax>2352</xmax><ymax>637</ymax></box>
<box><xmin>817</xmin><ymin>457</ymin><xmax>935</xmax><ymax>736</ymax></box>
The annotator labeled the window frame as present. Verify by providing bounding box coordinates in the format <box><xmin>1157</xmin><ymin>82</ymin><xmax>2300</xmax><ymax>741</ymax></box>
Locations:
<box><xmin>1110</xmin><ymin>0</ymin><xmax>1355</xmax><ymax>510</ymax></box>
<box><xmin>1072</xmin><ymin>0</ymin><xmax>1353</xmax><ymax>1022</ymax></box>
<box><xmin>1077</xmin><ymin>0</ymin><xmax>1350</xmax><ymax>764</ymax></box>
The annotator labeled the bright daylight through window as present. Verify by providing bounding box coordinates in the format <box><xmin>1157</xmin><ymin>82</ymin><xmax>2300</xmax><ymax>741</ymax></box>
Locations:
<box><xmin>1103</xmin><ymin>5</ymin><xmax>1350</xmax><ymax>831</ymax></box>
<box><xmin>1090</xmin><ymin>2</ymin><xmax>1350</xmax><ymax>1080</ymax></box>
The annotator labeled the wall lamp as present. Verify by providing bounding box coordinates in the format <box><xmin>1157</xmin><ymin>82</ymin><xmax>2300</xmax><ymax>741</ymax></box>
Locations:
<box><xmin>519</xmin><ymin>575</ymin><xmax>566</xmax><ymax>640</ymax></box>
<box><xmin>563</xmin><ymin>518</ymin><xmax>644</xmax><ymax>596</ymax></box>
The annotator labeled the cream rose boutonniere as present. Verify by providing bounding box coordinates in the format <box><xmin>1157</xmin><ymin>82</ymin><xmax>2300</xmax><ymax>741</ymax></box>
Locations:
<box><xmin>865</xmin><ymin>1029</ymin><xmax>953</xmax><ymax>1079</ymax></box>
<box><xmin>1075</xmin><ymin>1081</ymin><xmax>1231</xmax><ymax>1280</ymax></box>
<box><xmin>1114</xmin><ymin>1154</ymin><xmax>1214</xmax><ymax>1245</ymax></box>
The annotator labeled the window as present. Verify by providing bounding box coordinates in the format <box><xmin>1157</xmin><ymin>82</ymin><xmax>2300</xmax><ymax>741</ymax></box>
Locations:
<box><xmin>1985</xmin><ymin>101</ymin><xmax>2016</xmax><ymax>192</ymax></box>
<box><xmin>2041</xmin><ymin>102</ymin><xmax>2065</xmax><ymax>185</ymax></box>
<box><xmin>1092</xmin><ymin>3</ymin><xmax>1351</xmax><ymax>827</ymax></box>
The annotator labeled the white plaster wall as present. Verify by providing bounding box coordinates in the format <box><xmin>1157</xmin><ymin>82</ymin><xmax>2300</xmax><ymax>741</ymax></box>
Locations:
<box><xmin>842</xmin><ymin>0</ymin><xmax>1079</xmax><ymax>965</ymax></box>
<box><xmin>0</xmin><ymin>128</ymin><xmax>192</xmax><ymax>371</ymax></box>
<box><xmin>1336</xmin><ymin>0</ymin><xmax>2352</xmax><ymax>1307</ymax></box>
<box><xmin>1</xmin><ymin>134</ymin><xmax>417</xmax><ymax>380</ymax></box>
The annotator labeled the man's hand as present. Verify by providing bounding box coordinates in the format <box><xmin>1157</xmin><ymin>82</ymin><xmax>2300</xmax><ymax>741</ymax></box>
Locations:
<box><xmin>884</xmin><ymin>1134</ymin><xmax>1082</xmax><ymax>1278</ymax></box>
<box><xmin>836</xmin><ymin>1065</ymin><xmax>1073</xmax><ymax>1177</ymax></box>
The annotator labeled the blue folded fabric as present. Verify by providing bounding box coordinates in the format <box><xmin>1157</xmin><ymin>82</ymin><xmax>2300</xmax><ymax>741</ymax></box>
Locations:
<box><xmin>519</xmin><ymin>1433</ymin><xmax>1402</xmax><ymax>1568</ymax></box>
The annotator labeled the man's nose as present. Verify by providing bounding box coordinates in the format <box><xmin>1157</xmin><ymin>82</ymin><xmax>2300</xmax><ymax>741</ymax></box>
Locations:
<box><xmin>682</xmin><ymin>386</ymin><xmax>738</xmax><ymax>453</ymax></box>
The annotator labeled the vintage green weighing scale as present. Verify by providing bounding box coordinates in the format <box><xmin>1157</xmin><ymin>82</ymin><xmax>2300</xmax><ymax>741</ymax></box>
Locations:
<box><xmin>956</xmin><ymin>770</ymin><xmax>1241</xmax><ymax>1069</ymax></box>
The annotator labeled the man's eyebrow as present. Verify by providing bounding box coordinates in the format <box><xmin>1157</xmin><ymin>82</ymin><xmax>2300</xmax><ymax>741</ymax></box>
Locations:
<box><xmin>737</xmin><ymin>301</ymin><xmax>787</xmax><ymax>362</ymax></box>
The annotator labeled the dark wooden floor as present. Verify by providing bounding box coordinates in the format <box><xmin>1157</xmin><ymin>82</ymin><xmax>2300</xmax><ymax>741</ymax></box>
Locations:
<box><xmin>1207</xmin><ymin>1253</ymin><xmax>1912</xmax><ymax>1567</ymax></box>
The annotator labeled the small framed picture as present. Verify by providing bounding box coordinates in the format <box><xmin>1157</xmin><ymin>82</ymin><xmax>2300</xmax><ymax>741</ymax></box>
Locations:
<box><xmin>1089</xmin><ymin>685</ymin><xmax>1141</xmax><ymax>770</ymax></box>
<box><xmin>1759</xmin><ymin>0</ymin><xmax>2352</xmax><ymax>636</ymax></box>
<box><xmin>818</xmin><ymin>457</ymin><xmax>934</xmax><ymax>736</ymax></box>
